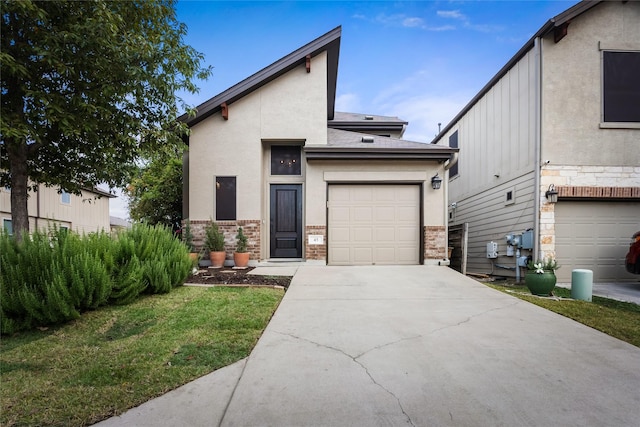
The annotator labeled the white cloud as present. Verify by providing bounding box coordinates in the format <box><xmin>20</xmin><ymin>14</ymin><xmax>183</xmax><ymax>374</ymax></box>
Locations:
<box><xmin>402</xmin><ymin>17</ymin><xmax>424</xmax><ymax>28</ymax></box>
<box><xmin>335</xmin><ymin>93</ymin><xmax>362</xmax><ymax>113</ymax></box>
<box><xmin>353</xmin><ymin>11</ymin><xmax>457</xmax><ymax>32</ymax></box>
<box><xmin>367</xmin><ymin>68</ymin><xmax>472</xmax><ymax>142</ymax></box>
<box><xmin>436</xmin><ymin>9</ymin><xmax>503</xmax><ymax>33</ymax></box>
<box><xmin>437</xmin><ymin>10</ymin><xmax>466</xmax><ymax>20</ymax></box>
<box><xmin>107</xmin><ymin>188</ymin><xmax>130</xmax><ymax>220</ymax></box>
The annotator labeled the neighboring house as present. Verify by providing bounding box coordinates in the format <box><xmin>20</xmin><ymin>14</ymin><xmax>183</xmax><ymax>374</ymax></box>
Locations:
<box><xmin>1</xmin><ymin>184</ymin><xmax>113</xmax><ymax>235</ymax></box>
<box><xmin>110</xmin><ymin>216</ymin><xmax>132</xmax><ymax>233</ymax></box>
<box><xmin>432</xmin><ymin>0</ymin><xmax>640</xmax><ymax>282</ymax></box>
<box><xmin>180</xmin><ymin>26</ymin><xmax>457</xmax><ymax>266</ymax></box>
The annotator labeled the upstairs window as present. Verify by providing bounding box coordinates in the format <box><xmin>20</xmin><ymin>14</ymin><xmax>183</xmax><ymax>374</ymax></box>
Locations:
<box><xmin>271</xmin><ymin>146</ymin><xmax>301</xmax><ymax>175</ymax></box>
<box><xmin>603</xmin><ymin>51</ymin><xmax>640</xmax><ymax>123</ymax></box>
<box><xmin>448</xmin><ymin>131</ymin><xmax>459</xmax><ymax>178</ymax></box>
<box><xmin>61</xmin><ymin>190</ymin><xmax>71</xmax><ymax>204</ymax></box>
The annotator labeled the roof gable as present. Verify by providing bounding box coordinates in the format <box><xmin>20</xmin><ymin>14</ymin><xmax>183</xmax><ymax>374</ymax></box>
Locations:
<box><xmin>180</xmin><ymin>26</ymin><xmax>341</xmax><ymax>127</ymax></box>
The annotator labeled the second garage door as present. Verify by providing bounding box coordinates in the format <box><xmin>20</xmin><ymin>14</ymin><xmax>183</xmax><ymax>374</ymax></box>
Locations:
<box><xmin>555</xmin><ymin>201</ymin><xmax>640</xmax><ymax>282</ymax></box>
<box><xmin>328</xmin><ymin>184</ymin><xmax>420</xmax><ymax>265</ymax></box>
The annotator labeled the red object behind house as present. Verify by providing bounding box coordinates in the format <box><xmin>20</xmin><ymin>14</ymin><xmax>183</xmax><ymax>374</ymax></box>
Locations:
<box><xmin>626</xmin><ymin>231</ymin><xmax>640</xmax><ymax>274</ymax></box>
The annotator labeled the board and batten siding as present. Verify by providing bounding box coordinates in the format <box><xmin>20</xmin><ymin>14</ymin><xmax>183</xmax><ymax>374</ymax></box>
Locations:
<box><xmin>450</xmin><ymin>172</ymin><xmax>535</xmax><ymax>277</ymax></box>
<box><xmin>446</xmin><ymin>48</ymin><xmax>537</xmax><ymax>202</ymax></box>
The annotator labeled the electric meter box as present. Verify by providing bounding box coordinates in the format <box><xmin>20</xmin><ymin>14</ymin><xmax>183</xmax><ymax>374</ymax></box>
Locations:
<box><xmin>521</xmin><ymin>230</ymin><xmax>534</xmax><ymax>250</ymax></box>
<box><xmin>486</xmin><ymin>242</ymin><xmax>498</xmax><ymax>259</ymax></box>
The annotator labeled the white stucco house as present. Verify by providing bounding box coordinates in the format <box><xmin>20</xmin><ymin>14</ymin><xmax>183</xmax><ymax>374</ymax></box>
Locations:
<box><xmin>180</xmin><ymin>26</ymin><xmax>458</xmax><ymax>266</ymax></box>
<box><xmin>432</xmin><ymin>0</ymin><xmax>640</xmax><ymax>282</ymax></box>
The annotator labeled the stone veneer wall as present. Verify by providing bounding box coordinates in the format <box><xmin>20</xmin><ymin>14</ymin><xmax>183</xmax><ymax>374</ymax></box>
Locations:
<box><xmin>424</xmin><ymin>226</ymin><xmax>446</xmax><ymax>260</ymax></box>
<box><xmin>539</xmin><ymin>165</ymin><xmax>640</xmax><ymax>259</ymax></box>
<box><xmin>187</xmin><ymin>220</ymin><xmax>261</xmax><ymax>261</ymax></box>
<box><xmin>305</xmin><ymin>225</ymin><xmax>326</xmax><ymax>261</ymax></box>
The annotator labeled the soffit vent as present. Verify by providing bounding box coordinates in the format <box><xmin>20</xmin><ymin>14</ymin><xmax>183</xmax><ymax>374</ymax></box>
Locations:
<box><xmin>361</xmin><ymin>136</ymin><xmax>375</xmax><ymax>143</ymax></box>
<box><xmin>364</xmin><ymin>115</ymin><xmax>374</xmax><ymax>120</ymax></box>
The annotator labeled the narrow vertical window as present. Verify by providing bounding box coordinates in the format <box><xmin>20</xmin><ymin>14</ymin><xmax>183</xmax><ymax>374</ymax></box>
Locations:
<box><xmin>61</xmin><ymin>190</ymin><xmax>71</xmax><ymax>204</ymax></box>
<box><xmin>216</xmin><ymin>177</ymin><xmax>236</xmax><ymax>220</ymax></box>
<box><xmin>3</xmin><ymin>219</ymin><xmax>13</xmax><ymax>235</ymax></box>
<box><xmin>448</xmin><ymin>131</ymin><xmax>459</xmax><ymax>178</ymax></box>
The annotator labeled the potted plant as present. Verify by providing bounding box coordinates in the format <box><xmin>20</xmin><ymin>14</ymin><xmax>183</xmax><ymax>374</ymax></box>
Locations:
<box><xmin>182</xmin><ymin>219</ymin><xmax>199</xmax><ymax>264</ymax></box>
<box><xmin>525</xmin><ymin>258</ymin><xmax>560</xmax><ymax>296</ymax></box>
<box><xmin>204</xmin><ymin>221</ymin><xmax>226</xmax><ymax>268</ymax></box>
<box><xmin>233</xmin><ymin>226</ymin><xmax>250</xmax><ymax>268</ymax></box>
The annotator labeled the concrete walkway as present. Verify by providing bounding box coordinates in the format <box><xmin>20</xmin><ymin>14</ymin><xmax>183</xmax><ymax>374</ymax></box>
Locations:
<box><xmin>557</xmin><ymin>280</ymin><xmax>640</xmax><ymax>305</ymax></box>
<box><xmin>96</xmin><ymin>266</ymin><xmax>640</xmax><ymax>426</ymax></box>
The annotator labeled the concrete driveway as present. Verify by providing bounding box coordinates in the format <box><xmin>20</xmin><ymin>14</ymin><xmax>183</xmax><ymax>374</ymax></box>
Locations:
<box><xmin>97</xmin><ymin>265</ymin><xmax>640</xmax><ymax>426</ymax></box>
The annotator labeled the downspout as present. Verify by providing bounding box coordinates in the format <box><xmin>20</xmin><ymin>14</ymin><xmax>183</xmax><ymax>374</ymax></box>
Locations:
<box><xmin>533</xmin><ymin>37</ymin><xmax>542</xmax><ymax>261</ymax></box>
<box><xmin>36</xmin><ymin>183</ymin><xmax>41</xmax><ymax>231</ymax></box>
<box><xmin>441</xmin><ymin>152</ymin><xmax>459</xmax><ymax>264</ymax></box>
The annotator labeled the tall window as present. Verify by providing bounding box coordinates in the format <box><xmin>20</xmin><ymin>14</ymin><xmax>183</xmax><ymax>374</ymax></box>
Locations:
<box><xmin>271</xmin><ymin>146</ymin><xmax>301</xmax><ymax>175</ymax></box>
<box><xmin>3</xmin><ymin>219</ymin><xmax>12</xmax><ymax>235</ymax></box>
<box><xmin>61</xmin><ymin>190</ymin><xmax>71</xmax><ymax>204</ymax></box>
<box><xmin>448</xmin><ymin>131</ymin><xmax>459</xmax><ymax>178</ymax></box>
<box><xmin>603</xmin><ymin>51</ymin><xmax>640</xmax><ymax>123</ymax></box>
<box><xmin>216</xmin><ymin>177</ymin><xmax>236</xmax><ymax>220</ymax></box>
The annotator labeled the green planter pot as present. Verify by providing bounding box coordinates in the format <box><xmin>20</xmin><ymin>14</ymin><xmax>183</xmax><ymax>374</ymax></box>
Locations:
<box><xmin>525</xmin><ymin>270</ymin><xmax>557</xmax><ymax>296</ymax></box>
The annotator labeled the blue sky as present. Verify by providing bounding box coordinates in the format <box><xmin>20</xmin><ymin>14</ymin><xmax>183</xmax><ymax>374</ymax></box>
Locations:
<box><xmin>110</xmin><ymin>0</ymin><xmax>580</xmax><ymax>218</ymax></box>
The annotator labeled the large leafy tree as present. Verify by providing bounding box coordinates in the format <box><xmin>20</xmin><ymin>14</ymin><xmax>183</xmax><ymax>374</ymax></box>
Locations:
<box><xmin>1</xmin><ymin>0</ymin><xmax>210</xmax><ymax>240</ymax></box>
<box><xmin>126</xmin><ymin>154</ymin><xmax>183</xmax><ymax>233</ymax></box>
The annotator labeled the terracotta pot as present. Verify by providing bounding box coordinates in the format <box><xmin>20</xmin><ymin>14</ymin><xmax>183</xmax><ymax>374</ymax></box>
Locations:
<box><xmin>189</xmin><ymin>252</ymin><xmax>199</xmax><ymax>265</ymax></box>
<box><xmin>209</xmin><ymin>251</ymin><xmax>226</xmax><ymax>268</ymax></box>
<box><xmin>234</xmin><ymin>252</ymin><xmax>250</xmax><ymax>268</ymax></box>
<box><xmin>525</xmin><ymin>270</ymin><xmax>557</xmax><ymax>296</ymax></box>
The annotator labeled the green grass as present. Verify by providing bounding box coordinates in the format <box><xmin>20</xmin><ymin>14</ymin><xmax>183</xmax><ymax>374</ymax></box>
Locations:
<box><xmin>0</xmin><ymin>286</ymin><xmax>284</xmax><ymax>427</ymax></box>
<box><xmin>485</xmin><ymin>282</ymin><xmax>640</xmax><ymax>348</ymax></box>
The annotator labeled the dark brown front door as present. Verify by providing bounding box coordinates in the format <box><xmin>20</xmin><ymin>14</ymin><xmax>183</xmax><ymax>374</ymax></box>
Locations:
<box><xmin>270</xmin><ymin>184</ymin><xmax>302</xmax><ymax>258</ymax></box>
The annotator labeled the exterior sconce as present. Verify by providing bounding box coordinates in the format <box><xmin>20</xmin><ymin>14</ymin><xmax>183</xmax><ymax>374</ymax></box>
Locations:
<box><xmin>545</xmin><ymin>184</ymin><xmax>558</xmax><ymax>203</ymax></box>
<box><xmin>431</xmin><ymin>174</ymin><xmax>443</xmax><ymax>190</ymax></box>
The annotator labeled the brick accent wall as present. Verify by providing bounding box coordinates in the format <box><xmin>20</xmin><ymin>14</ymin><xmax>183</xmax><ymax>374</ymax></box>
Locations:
<box><xmin>556</xmin><ymin>186</ymin><xmax>640</xmax><ymax>199</ymax></box>
<box><xmin>186</xmin><ymin>220</ymin><xmax>261</xmax><ymax>261</ymax></box>
<box><xmin>424</xmin><ymin>226</ymin><xmax>446</xmax><ymax>260</ymax></box>
<box><xmin>305</xmin><ymin>225</ymin><xmax>326</xmax><ymax>261</ymax></box>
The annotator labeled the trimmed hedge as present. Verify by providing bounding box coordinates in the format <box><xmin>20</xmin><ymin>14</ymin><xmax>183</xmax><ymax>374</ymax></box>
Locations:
<box><xmin>1</xmin><ymin>224</ymin><xmax>194</xmax><ymax>334</ymax></box>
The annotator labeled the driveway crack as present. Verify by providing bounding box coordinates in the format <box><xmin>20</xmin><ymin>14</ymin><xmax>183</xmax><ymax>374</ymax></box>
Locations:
<box><xmin>430</xmin><ymin>300</ymin><xmax>521</xmax><ymax>335</ymax></box>
<box><xmin>273</xmin><ymin>331</ymin><xmax>415</xmax><ymax>426</ymax></box>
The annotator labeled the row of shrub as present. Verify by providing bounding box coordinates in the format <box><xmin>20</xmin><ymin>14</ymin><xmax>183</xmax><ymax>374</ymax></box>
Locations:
<box><xmin>0</xmin><ymin>224</ymin><xmax>194</xmax><ymax>335</ymax></box>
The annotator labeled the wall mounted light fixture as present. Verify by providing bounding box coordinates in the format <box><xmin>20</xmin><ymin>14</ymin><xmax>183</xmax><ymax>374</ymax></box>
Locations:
<box><xmin>431</xmin><ymin>174</ymin><xmax>443</xmax><ymax>190</ymax></box>
<box><xmin>545</xmin><ymin>184</ymin><xmax>559</xmax><ymax>203</ymax></box>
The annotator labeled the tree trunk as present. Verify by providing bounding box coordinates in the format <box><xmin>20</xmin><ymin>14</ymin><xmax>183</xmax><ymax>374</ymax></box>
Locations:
<box><xmin>7</xmin><ymin>138</ymin><xmax>30</xmax><ymax>242</ymax></box>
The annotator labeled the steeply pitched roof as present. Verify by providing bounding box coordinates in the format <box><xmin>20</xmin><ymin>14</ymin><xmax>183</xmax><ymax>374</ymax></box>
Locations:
<box><xmin>329</xmin><ymin>112</ymin><xmax>408</xmax><ymax>134</ymax></box>
<box><xmin>305</xmin><ymin>129</ymin><xmax>457</xmax><ymax>161</ymax></box>
<box><xmin>431</xmin><ymin>0</ymin><xmax>603</xmax><ymax>144</ymax></box>
<box><xmin>180</xmin><ymin>26</ymin><xmax>341</xmax><ymax>127</ymax></box>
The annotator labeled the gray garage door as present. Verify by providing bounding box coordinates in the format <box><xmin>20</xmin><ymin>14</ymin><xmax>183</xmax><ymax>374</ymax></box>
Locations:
<box><xmin>328</xmin><ymin>184</ymin><xmax>420</xmax><ymax>265</ymax></box>
<box><xmin>555</xmin><ymin>201</ymin><xmax>640</xmax><ymax>282</ymax></box>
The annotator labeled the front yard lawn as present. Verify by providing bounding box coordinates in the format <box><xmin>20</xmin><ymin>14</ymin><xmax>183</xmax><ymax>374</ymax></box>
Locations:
<box><xmin>0</xmin><ymin>286</ymin><xmax>284</xmax><ymax>427</ymax></box>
